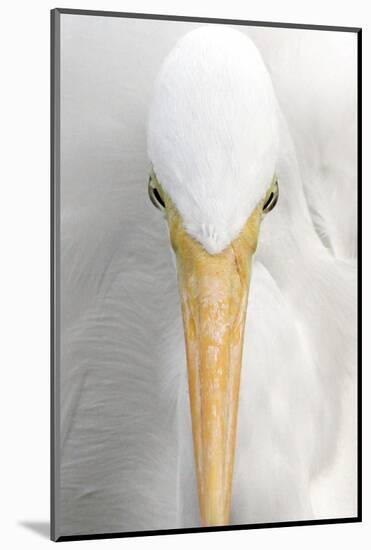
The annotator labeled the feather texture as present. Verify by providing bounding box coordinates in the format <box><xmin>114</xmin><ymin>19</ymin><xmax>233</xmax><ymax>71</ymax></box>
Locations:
<box><xmin>148</xmin><ymin>27</ymin><xmax>278</xmax><ymax>254</ymax></box>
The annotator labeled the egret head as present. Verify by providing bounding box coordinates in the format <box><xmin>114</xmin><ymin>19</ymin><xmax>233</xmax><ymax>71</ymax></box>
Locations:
<box><xmin>147</xmin><ymin>26</ymin><xmax>279</xmax><ymax>527</ymax></box>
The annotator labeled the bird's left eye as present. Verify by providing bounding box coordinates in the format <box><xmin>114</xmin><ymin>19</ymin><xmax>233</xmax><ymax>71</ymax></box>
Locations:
<box><xmin>262</xmin><ymin>178</ymin><xmax>279</xmax><ymax>214</ymax></box>
<box><xmin>148</xmin><ymin>174</ymin><xmax>166</xmax><ymax>211</ymax></box>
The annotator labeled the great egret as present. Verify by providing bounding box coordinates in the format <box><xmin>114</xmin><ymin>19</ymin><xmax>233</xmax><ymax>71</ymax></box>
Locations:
<box><xmin>58</xmin><ymin>21</ymin><xmax>357</xmax><ymax>536</ymax></box>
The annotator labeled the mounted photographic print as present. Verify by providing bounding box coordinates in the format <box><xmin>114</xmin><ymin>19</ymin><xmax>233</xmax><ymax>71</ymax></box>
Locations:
<box><xmin>51</xmin><ymin>8</ymin><xmax>361</xmax><ymax>542</ymax></box>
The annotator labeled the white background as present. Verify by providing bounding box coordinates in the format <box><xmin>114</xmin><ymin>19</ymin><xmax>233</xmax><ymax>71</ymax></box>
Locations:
<box><xmin>0</xmin><ymin>0</ymin><xmax>368</xmax><ymax>549</ymax></box>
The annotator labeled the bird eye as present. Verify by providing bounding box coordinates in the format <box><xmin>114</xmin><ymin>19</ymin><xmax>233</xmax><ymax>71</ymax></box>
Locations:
<box><xmin>148</xmin><ymin>174</ymin><xmax>166</xmax><ymax>211</ymax></box>
<box><xmin>262</xmin><ymin>178</ymin><xmax>279</xmax><ymax>214</ymax></box>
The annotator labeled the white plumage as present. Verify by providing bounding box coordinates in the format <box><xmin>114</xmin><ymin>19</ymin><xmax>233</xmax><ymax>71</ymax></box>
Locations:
<box><xmin>58</xmin><ymin>18</ymin><xmax>357</xmax><ymax>537</ymax></box>
<box><xmin>148</xmin><ymin>27</ymin><xmax>278</xmax><ymax>253</ymax></box>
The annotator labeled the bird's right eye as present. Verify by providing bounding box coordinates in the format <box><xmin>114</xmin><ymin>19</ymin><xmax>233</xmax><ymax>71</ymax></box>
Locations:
<box><xmin>262</xmin><ymin>178</ymin><xmax>279</xmax><ymax>215</ymax></box>
<box><xmin>148</xmin><ymin>174</ymin><xmax>166</xmax><ymax>211</ymax></box>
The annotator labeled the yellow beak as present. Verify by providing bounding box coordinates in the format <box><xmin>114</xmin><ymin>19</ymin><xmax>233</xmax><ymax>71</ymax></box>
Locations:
<box><xmin>167</xmin><ymin>202</ymin><xmax>263</xmax><ymax>527</ymax></box>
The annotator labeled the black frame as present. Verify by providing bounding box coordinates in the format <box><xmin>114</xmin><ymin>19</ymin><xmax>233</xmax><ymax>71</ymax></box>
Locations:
<box><xmin>51</xmin><ymin>7</ymin><xmax>362</xmax><ymax>542</ymax></box>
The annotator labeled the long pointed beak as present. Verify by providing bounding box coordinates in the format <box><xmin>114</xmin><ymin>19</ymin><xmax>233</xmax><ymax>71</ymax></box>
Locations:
<box><xmin>168</xmin><ymin>205</ymin><xmax>262</xmax><ymax>527</ymax></box>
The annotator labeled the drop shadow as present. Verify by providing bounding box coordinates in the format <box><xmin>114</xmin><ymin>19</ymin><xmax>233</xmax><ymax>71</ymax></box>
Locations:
<box><xmin>19</xmin><ymin>521</ymin><xmax>50</xmax><ymax>539</ymax></box>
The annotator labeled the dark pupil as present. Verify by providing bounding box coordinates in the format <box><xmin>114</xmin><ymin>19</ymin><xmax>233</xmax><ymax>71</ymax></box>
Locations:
<box><xmin>153</xmin><ymin>187</ymin><xmax>165</xmax><ymax>209</ymax></box>
<box><xmin>263</xmin><ymin>192</ymin><xmax>274</xmax><ymax>211</ymax></box>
